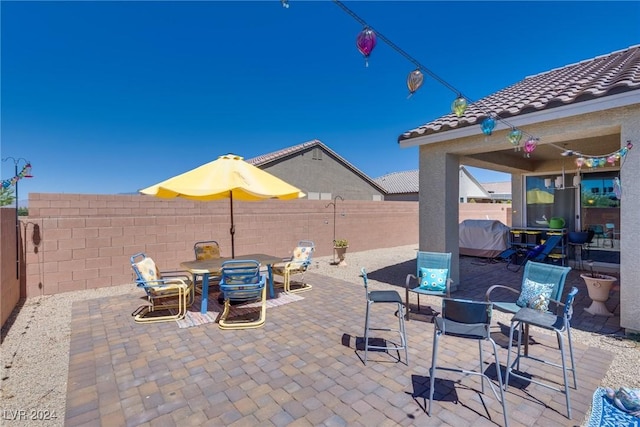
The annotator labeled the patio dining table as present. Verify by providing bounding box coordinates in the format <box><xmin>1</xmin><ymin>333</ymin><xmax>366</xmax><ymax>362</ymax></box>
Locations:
<box><xmin>181</xmin><ymin>253</ymin><xmax>284</xmax><ymax>314</ymax></box>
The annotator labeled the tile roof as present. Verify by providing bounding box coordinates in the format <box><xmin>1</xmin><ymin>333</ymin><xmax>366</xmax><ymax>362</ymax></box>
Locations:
<box><xmin>376</xmin><ymin>168</ymin><xmax>512</xmax><ymax>198</ymax></box>
<box><xmin>246</xmin><ymin>139</ymin><xmax>387</xmax><ymax>193</ymax></box>
<box><xmin>400</xmin><ymin>44</ymin><xmax>640</xmax><ymax>141</ymax></box>
<box><xmin>374</xmin><ymin>170</ymin><xmax>418</xmax><ymax>194</ymax></box>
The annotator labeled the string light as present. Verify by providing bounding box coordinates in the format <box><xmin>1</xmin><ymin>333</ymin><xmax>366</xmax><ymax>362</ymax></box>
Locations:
<box><xmin>283</xmin><ymin>1</ymin><xmax>635</xmax><ymax>165</ymax></box>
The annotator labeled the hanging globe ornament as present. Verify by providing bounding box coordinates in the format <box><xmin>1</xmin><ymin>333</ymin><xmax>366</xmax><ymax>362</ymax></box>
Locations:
<box><xmin>523</xmin><ymin>138</ymin><xmax>537</xmax><ymax>157</ymax></box>
<box><xmin>508</xmin><ymin>128</ymin><xmax>523</xmax><ymax>146</ymax></box>
<box><xmin>575</xmin><ymin>157</ymin><xmax>585</xmax><ymax>168</ymax></box>
<box><xmin>406</xmin><ymin>69</ymin><xmax>424</xmax><ymax>98</ymax></box>
<box><xmin>585</xmin><ymin>158</ymin><xmax>594</xmax><ymax>168</ymax></box>
<box><xmin>607</xmin><ymin>155</ymin><xmax>617</xmax><ymax>165</ymax></box>
<box><xmin>481</xmin><ymin>116</ymin><xmax>496</xmax><ymax>135</ymax></box>
<box><xmin>356</xmin><ymin>28</ymin><xmax>377</xmax><ymax>67</ymax></box>
<box><xmin>626</xmin><ymin>141</ymin><xmax>634</xmax><ymax>150</ymax></box>
<box><xmin>451</xmin><ymin>96</ymin><xmax>468</xmax><ymax>117</ymax></box>
<box><xmin>280</xmin><ymin>0</ymin><xmax>290</xmax><ymax>8</ymax></box>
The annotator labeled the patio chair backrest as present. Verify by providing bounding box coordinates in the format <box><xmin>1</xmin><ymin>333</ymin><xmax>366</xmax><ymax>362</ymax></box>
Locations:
<box><xmin>440</xmin><ymin>298</ymin><xmax>493</xmax><ymax>339</ymax></box>
<box><xmin>416</xmin><ymin>251</ymin><xmax>452</xmax><ymax>290</ymax></box>
<box><xmin>131</xmin><ymin>253</ymin><xmax>162</xmax><ymax>286</ymax></box>
<box><xmin>194</xmin><ymin>240</ymin><xmax>221</xmax><ymax>260</ymax></box>
<box><xmin>291</xmin><ymin>240</ymin><xmax>315</xmax><ymax>265</ymax></box>
<box><xmin>220</xmin><ymin>260</ymin><xmax>265</xmax><ymax>302</ymax></box>
<box><xmin>522</xmin><ymin>261</ymin><xmax>571</xmax><ymax>303</ymax></box>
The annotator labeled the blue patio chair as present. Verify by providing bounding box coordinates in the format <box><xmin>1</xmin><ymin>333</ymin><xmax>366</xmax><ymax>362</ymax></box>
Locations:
<box><xmin>404</xmin><ymin>251</ymin><xmax>452</xmax><ymax>320</ymax></box>
<box><xmin>130</xmin><ymin>253</ymin><xmax>194</xmax><ymax>323</ymax></box>
<box><xmin>506</xmin><ymin>287</ymin><xmax>579</xmax><ymax>419</ymax></box>
<box><xmin>272</xmin><ymin>240</ymin><xmax>315</xmax><ymax>294</ymax></box>
<box><xmin>218</xmin><ymin>260</ymin><xmax>267</xmax><ymax>330</ymax></box>
<box><xmin>486</xmin><ymin>260</ymin><xmax>571</xmax><ymax>355</ymax></box>
<box><xmin>428</xmin><ymin>298</ymin><xmax>509</xmax><ymax>426</ymax></box>
<box><xmin>506</xmin><ymin>234</ymin><xmax>563</xmax><ymax>272</ymax></box>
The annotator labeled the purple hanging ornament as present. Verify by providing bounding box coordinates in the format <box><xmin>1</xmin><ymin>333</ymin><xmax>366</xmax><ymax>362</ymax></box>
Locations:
<box><xmin>481</xmin><ymin>117</ymin><xmax>496</xmax><ymax>135</ymax></box>
<box><xmin>356</xmin><ymin>28</ymin><xmax>377</xmax><ymax>67</ymax></box>
<box><xmin>523</xmin><ymin>138</ymin><xmax>537</xmax><ymax>157</ymax></box>
<box><xmin>626</xmin><ymin>141</ymin><xmax>633</xmax><ymax>150</ymax></box>
<box><xmin>406</xmin><ymin>69</ymin><xmax>424</xmax><ymax>98</ymax></box>
<box><xmin>451</xmin><ymin>96</ymin><xmax>467</xmax><ymax>117</ymax></box>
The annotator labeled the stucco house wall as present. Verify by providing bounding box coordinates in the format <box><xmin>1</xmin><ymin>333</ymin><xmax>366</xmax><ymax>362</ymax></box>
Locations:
<box><xmin>249</xmin><ymin>141</ymin><xmax>385</xmax><ymax>201</ymax></box>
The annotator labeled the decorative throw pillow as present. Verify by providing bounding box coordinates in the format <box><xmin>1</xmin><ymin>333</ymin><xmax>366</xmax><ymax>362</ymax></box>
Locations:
<box><xmin>516</xmin><ymin>278</ymin><xmax>554</xmax><ymax>311</ymax></box>
<box><xmin>135</xmin><ymin>257</ymin><xmax>161</xmax><ymax>283</ymax></box>
<box><xmin>419</xmin><ymin>268</ymin><xmax>448</xmax><ymax>292</ymax></box>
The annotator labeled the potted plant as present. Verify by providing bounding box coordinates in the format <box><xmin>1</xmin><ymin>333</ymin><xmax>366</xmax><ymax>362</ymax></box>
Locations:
<box><xmin>333</xmin><ymin>239</ymin><xmax>349</xmax><ymax>266</ymax></box>
<box><xmin>580</xmin><ymin>261</ymin><xmax>617</xmax><ymax>316</ymax></box>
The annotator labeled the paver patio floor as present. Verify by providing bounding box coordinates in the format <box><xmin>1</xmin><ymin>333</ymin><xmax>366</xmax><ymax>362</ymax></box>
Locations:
<box><xmin>65</xmin><ymin>256</ymin><xmax>618</xmax><ymax>426</ymax></box>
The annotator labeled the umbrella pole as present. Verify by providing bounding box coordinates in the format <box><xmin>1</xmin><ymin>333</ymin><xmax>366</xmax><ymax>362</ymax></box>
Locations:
<box><xmin>230</xmin><ymin>190</ymin><xmax>235</xmax><ymax>259</ymax></box>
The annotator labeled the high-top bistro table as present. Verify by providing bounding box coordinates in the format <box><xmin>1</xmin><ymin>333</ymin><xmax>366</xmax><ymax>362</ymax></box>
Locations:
<box><xmin>181</xmin><ymin>253</ymin><xmax>284</xmax><ymax>314</ymax></box>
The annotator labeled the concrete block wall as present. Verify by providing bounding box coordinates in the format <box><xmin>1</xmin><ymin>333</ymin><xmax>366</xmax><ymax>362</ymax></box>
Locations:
<box><xmin>1</xmin><ymin>208</ymin><xmax>20</xmax><ymax>327</ymax></box>
<box><xmin>21</xmin><ymin>194</ymin><xmax>420</xmax><ymax>298</ymax></box>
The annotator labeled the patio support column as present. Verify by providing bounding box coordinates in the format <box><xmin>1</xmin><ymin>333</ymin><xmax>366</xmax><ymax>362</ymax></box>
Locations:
<box><xmin>418</xmin><ymin>146</ymin><xmax>460</xmax><ymax>290</ymax></box>
<box><xmin>511</xmin><ymin>173</ymin><xmax>525</xmax><ymax>228</ymax></box>
<box><xmin>620</xmin><ymin>113</ymin><xmax>640</xmax><ymax>334</ymax></box>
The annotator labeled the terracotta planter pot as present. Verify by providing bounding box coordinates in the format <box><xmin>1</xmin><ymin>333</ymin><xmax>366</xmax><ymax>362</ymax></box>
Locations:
<box><xmin>580</xmin><ymin>273</ymin><xmax>617</xmax><ymax>316</ymax></box>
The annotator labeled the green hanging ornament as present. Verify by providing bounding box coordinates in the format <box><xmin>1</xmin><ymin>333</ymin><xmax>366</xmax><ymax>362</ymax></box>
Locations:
<box><xmin>451</xmin><ymin>96</ymin><xmax>467</xmax><ymax>117</ymax></box>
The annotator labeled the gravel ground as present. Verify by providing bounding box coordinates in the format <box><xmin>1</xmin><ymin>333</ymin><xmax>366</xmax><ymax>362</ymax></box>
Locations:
<box><xmin>1</xmin><ymin>244</ymin><xmax>638</xmax><ymax>426</ymax></box>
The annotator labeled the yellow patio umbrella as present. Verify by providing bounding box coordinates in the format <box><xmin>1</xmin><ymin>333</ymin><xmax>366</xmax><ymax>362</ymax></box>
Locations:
<box><xmin>140</xmin><ymin>154</ymin><xmax>305</xmax><ymax>257</ymax></box>
<box><xmin>526</xmin><ymin>188</ymin><xmax>554</xmax><ymax>204</ymax></box>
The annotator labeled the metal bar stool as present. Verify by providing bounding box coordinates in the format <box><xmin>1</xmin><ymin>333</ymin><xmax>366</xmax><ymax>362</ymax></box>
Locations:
<box><xmin>505</xmin><ymin>287</ymin><xmax>579</xmax><ymax>419</ymax></box>
<box><xmin>429</xmin><ymin>298</ymin><xmax>509</xmax><ymax>426</ymax></box>
<box><xmin>360</xmin><ymin>268</ymin><xmax>408</xmax><ymax>365</ymax></box>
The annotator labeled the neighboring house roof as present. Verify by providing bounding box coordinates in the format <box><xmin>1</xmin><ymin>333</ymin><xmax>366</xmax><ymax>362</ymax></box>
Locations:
<box><xmin>399</xmin><ymin>44</ymin><xmax>640</xmax><ymax>141</ymax></box>
<box><xmin>482</xmin><ymin>181</ymin><xmax>512</xmax><ymax>200</ymax></box>
<box><xmin>374</xmin><ymin>170</ymin><xmax>418</xmax><ymax>194</ymax></box>
<box><xmin>375</xmin><ymin>167</ymin><xmax>511</xmax><ymax>200</ymax></box>
<box><xmin>246</xmin><ymin>139</ymin><xmax>387</xmax><ymax>194</ymax></box>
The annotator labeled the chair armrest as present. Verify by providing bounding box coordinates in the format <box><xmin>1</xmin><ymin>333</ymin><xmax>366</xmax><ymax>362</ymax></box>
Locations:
<box><xmin>140</xmin><ymin>277</ymin><xmax>190</xmax><ymax>290</ymax></box>
<box><xmin>485</xmin><ymin>284</ymin><xmax>520</xmax><ymax>302</ymax></box>
<box><xmin>160</xmin><ymin>270</ymin><xmax>193</xmax><ymax>282</ymax></box>
<box><xmin>405</xmin><ymin>273</ymin><xmax>418</xmax><ymax>288</ymax></box>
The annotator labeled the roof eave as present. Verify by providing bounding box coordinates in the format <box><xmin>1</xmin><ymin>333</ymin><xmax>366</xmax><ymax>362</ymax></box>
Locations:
<box><xmin>398</xmin><ymin>90</ymin><xmax>640</xmax><ymax>148</ymax></box>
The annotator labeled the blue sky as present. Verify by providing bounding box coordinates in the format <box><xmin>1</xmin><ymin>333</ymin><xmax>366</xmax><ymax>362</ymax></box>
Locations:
<box><xmin>2</xmin><ymin>1</ymin><xmax>639</xmax><ymax>196</ymax></box>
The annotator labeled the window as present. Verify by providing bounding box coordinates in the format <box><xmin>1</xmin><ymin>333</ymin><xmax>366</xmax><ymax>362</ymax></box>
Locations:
<box><xmin>312</xmin><ymin>148</ymin><xmax>323</xmax><ymax>160</ymax></box>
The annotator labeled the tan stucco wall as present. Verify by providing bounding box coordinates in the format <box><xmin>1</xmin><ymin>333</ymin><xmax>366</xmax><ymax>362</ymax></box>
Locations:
<box><xmin>620</xmin><ymin>108</ymin><xmax>640</xmax><ymax>334</ymax></box>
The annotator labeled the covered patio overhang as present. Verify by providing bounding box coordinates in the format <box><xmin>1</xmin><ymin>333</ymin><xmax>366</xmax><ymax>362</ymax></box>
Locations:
<box><xmin>398</xmin><ymin>93</ymin><xmax>640</xmax><ymax>334</ymax></box>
